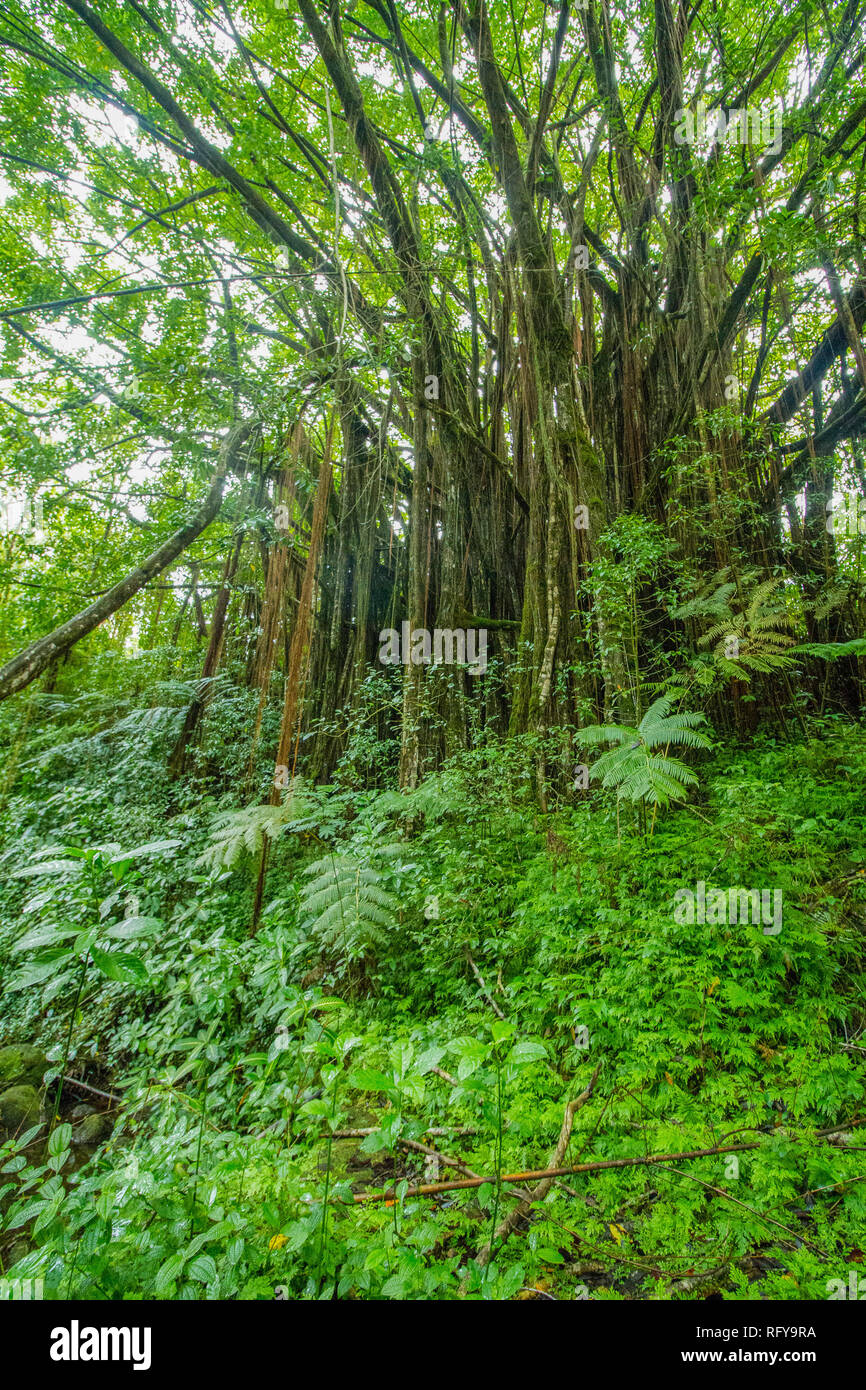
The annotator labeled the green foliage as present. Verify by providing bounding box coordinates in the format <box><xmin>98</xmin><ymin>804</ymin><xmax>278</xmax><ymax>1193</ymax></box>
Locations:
<box><xmin>685</xmin><ymin>574</ymin><xmax>800</xmax><ymax>682</ymax></box>
<box><xmin>1</xmin><ymin>725</ymin><xmax>865</xmax><ymax>1302</ymax></box>
<box><xmin>300</xmin><ymin>842</ymin><xmax>402</xmax><ymax>962</ymax></box>
<box><xmin>0</xmin><ymin>0</ymin><xmax>865</xmax><ymax>1312</ymax></box>
<box><xmin>577</xmin><ymin>696</ymin><xmax>711</xmax><ymax>809</ymax></box>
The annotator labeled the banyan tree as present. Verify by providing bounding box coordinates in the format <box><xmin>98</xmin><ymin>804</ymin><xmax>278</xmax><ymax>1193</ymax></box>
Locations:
<box><xmin>0</xmin><ymin>0</ymin><xmax>864</xmax><ymax>793</ymax></box>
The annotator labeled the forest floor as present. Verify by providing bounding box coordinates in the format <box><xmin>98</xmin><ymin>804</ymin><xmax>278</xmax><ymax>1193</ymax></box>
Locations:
<box><xmin>0</xmin><ymin>715</ymin><xmax>864</xmax><ymax>1300</ymax></box>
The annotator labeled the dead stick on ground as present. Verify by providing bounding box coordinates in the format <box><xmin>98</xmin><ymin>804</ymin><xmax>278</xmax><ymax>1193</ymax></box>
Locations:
<box><xmin>353</xmin><ymin>1115</ymin><xmax>866</xmax><ymax>1205</ymax></box>
<box><xmin>60</xmin><ymin>1075</ymin><xmax>118</xmax><ymax>1105</ymax></box>
<box><xmin>398</xmin><ymin>1136</ymin><xmax>480</xmax><ymax>1179</ymax></box>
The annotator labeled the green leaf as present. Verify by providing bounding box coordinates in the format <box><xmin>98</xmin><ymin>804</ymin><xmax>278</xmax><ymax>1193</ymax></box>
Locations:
<box><xmin>154</xmin><ymin>1252</ymin><xmax>186</xmax><ymax>1294</ymax></box>
<box><xmin>6</xmin><ymin>951</ymin><xmax>71</xmax><ymax>990</ymax></box>
<box><xmin>108</xmin><ymin>839</ymin><xmax>182</xmax><ymax>864</ymax></box>
<box><xmin>6</xmin><ymin>1198</ymin><xmax>48</xmax><ymax>1230</ymax></box>
<box><xmin>12</xmin><ymin>860</ymin><xmax>84</xmax><ymax>879</ymax></box>
<box><xmin>11</xmin><ymin>924</ymin><xmax>79</xmax><ymax>954</ymax></box>
<box><xmin>90</xmin><ymin>947</ymin><xmax>148</xmax><ymax>986</ymax></box>
<box><xmin>351</xmin><ymin>1068</ymin><xmax>396</xmax><ymax>1094</ymax></box>
<box><xmin>537</xmin><ymin>1246</ymin><xmax>565</xmax><ymax>1263</ymax></box>
<box><xmin>104</xmin><ymin>916</ymin><xmax>162</xmax><ymax>940</ymax></box>
<box><xmin>187</xmin><ymin>1254</ymin><xmax>217</xmax><ymax>1283</ymax></box>
<box><xmin>507</xmin><ymin>1040</ymin><xmax>548</xmax><ymax>1066</ymax></box>
<box><xmin>262</xmin><ymin>1201</ymin><xmax>281</xmax><ymax>1229</ymax></box>
<box><xmin>48</xmin><ymin>1124</ymin><xmax>72</xmax><ymax>1158</ymax></box>
<box><xmin>415</xmin><ymin>1045</ymin><xmax>445</xmax><ymax>1075</ymax></box>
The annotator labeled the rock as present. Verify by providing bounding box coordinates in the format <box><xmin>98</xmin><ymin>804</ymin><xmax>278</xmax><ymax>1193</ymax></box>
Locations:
<box><xmin>71</xmin><ymin>1112</ymin><xmax>110</xmax><ymax>1147</ymax></box>
<box><xmin>318</xmin><ymin>1137</ymin><xmax>361</xmax><ymax>1177</ymax></box>
<box><xmin>0</xmin><ymin>1084</ymin><xmax>42</xmax><ymax>1135</ymax></box>
<box><xmin>0</xmin><ymin>1045</ymin><xmax>48</xmax><ymax>1090</ymax></box>
<box><xmin>70</xmin><ymin>1103</ymin><xmax>95</xmax><ymax>1121</ymax></box>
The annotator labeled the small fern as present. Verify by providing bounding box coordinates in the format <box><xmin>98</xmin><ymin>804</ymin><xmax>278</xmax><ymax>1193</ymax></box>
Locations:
<box><xmin>300</xmin><ymin>843</ymin><xmax>401</xmax><ymax>961</ymax></box>
<box><xmin>577</xmin><ymin>696</ymin><xmax>711</xmax><ymax>808</ymax></box>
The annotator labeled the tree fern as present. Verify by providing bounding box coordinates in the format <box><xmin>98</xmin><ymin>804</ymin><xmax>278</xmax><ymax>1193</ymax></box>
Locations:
<box><xmin>199</xmin><ymin>779</ymin><xmax>315</xmax><ymax>871</ymax></box>
<box><xmin>299</xmin><ymin>843</ymin><xmax>401</xmax><ymax>961</ymax></box>
<box><xmin>695</xmin><ymin>576</ymin><xmax>799</xmax><ymax>681</ymax></box>
<box><xmin>789</xmin><ymin>637</ymin><xmax>866</xmax><ymax>661</ymax></box>
<box><xmin>577</xmin><ymin>696</ymin><xmax>711</xmax><ymax>809</ymax></box>
<box><xmin>371</xmin><ymin>772</ymin><xmax>468</xmax><ymax>823</ymax></box>
<box><xmin>670</xmin><ymin>576</ymin><xmax>737</xmax><ymax>622</ymax></box>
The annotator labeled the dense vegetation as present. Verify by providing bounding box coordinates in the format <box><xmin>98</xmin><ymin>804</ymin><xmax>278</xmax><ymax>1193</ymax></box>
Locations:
<box><xmin>0</xmin><ymin>0</ymin><xmax>864</xmax><ymax>1302</ymax></box>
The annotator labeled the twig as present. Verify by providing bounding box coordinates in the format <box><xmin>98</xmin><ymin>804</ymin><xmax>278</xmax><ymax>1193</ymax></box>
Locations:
<box><xmin>475</xmin><ymin>1064</ymin><xmax>601</xmax><ymax>1266</ymax></box>
<box><xmin>667</xmin><ymin>1259</ymin><xmax>747</xmax><ymax>1298</ymax></box>
<box><xmin>465</xmin><ymin>950</ymin><xmax>506</xmax><ymax>1020</ymax></box>
<box><xmin>397</xmin><ymin>1136</ymin><xmax>480</xmax><ymax>1179</ymax></box>
<box><xmin>331</xmin><ymin>1125</ymin><xmax>476</xmax><ymax>1139</ymax></box>
<box><xmin>656</xmin><ymin>1163</ymin><xmax>829</xmax><ymax>1260</ymax></box>
<box><xmin>431</xmin><ymin>1065</ymin><xmax>459</xmax><ymax>1086</ymax></box>
<box><xmin>60</xmin><ymin>1074</ymin><xmax>118</xmax><ymax>1106</ymax></box>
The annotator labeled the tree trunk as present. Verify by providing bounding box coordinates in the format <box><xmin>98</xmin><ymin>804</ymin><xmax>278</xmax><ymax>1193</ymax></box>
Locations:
<box><xmin>0</xmin><ymin>422</ymin><xmax>253</xmax><ymax>703</ymax></box>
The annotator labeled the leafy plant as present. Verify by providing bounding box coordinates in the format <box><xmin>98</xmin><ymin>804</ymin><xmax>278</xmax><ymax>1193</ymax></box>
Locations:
<box><xmin>299</xmin><ymin>841</ymin><xmax>402</xmax><ymax>963</ymax></box>
<box><xmin>576</xmin><ymin>696</ymin><xmax>711</xmax><ymax>824</ymax></box>
<box><xmin>694</xmin><ymin>576</ymin><xmax>799</xmax><ymax>681</ymax></box>
<box><xmin>199</xmin><ymin>780</ymin><xmax>316</xmax><ymax>871</ymax></box>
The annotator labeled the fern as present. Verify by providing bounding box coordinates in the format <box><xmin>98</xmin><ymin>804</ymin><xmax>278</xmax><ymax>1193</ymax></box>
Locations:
<box><xmin>577</xmin><ymin>696</ymin><xmax>711</xmax><ymax>809</ymax></box>
<box><xmin>670</xmin><ymin>578</ymin><xmax>737</xmax><ymax>622</ymax></box>
<box><xmin>371</xmin><ymin>772</ymin><xmax>467</xmax><ymax>823</ymax></box>
<box><xmin>789</xmin><ymin>638</ymin><xmax>866</xmax><ymax>661</ymax></box>
<box><xmin>199</xmin><ymin>779</ymin><xmax>315</xmax><ymax>871</ymax></box>
<box><xmin>694</xmin><ymin>576</ymin><xmax>799</xmax><ymax>682</ymax></box>
<box><xmin>300</xmin><ymin>844</ymin><xmax>401</xmax><ymax>960</ymax></box>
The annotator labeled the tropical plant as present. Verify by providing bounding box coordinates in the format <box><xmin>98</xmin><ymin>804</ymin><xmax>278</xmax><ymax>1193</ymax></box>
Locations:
<box><xmin>692</xmin><ymin>575</ymin><xmax>800</xmax><ymax>681</ymax></box>
<box><xmin>199</xmin><ymin>779</ymin><xmax>317</xmax><ymax>871</ymax></box>
<box><xmin>299</xmin><ymin>841</ymin><xmax>402</xmax><ymax>965</ymax></box>
<box><xmin>576</xmin><ymin>696</ymin><xmax>711</xmax><ymax>828</ymax></box>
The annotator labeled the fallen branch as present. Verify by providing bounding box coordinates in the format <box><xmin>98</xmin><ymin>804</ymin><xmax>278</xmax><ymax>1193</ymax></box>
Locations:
<box><xmin>398</xmin><ymin>1136</ymin><xmax>480</xmax><ymax>1180</ymax></box>
<box><xmin>465</xmin><ymin>950</ymin><xmax>506</xmax><ymax>1019</ymax></box>
<box><xmin>59</xmin><ymin>1075</ymin><xmax>119</xmax><ymax>1107</ymax></box>
<box><xmin>431</xmin><ymin>1065</ymin><xmax>459</xmax><ymax>1087</ymax></box>
<box><xmin>352</xmin><ymin>1115</ymin><xmax>866</xmax><ymax>1205</ymax></box>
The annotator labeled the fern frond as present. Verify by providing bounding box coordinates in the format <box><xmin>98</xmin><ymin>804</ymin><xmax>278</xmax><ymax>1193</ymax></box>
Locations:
<box><xmin>576</xmin><ymin>721</ymin><xmax>637</xmax><ymax>747</ymax></box>
<box><xmin>790</xmin><ymin>638</ymin><xmax>866</xmax><ymax>661</ymax></box>
<box><xmin>640</xmin><ymin>713</ymin><xmax>711</xmax><ymax>750</ymax></box>
<box><xmin>299</xmin><ymin>847</ymin><xmax>401</xmax><ymax>962</ymax></box>
<box><xmin>198</xmin><ymin>781</ymin><xmax>315</xmax><ymax>871</ymax></box>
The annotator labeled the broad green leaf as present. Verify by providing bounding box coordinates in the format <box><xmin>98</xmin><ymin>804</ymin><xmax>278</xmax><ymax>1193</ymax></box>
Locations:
<box><xmin>47</xmin><ymin>1124</ymin><xmax>72</xmax><ymax>1158</ymax></box>
<box><xmin>12</xmin><ymin>861</ymin><xmax>83</xmax><ymax>879</ymax></box>
<box><xmin>90</xmin><ymin>947</ymin><xmax>148</xmax><ymax>986</ymax></box>
<box><xmin>187</xmin><ymin>1254</ymin><xmax>218</xmax><ymax>1283</ymax></box>
<box><xmin>104</xmin><ymin>915</ymin><xmax>162</xmax><ymax>940</ymax></box>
